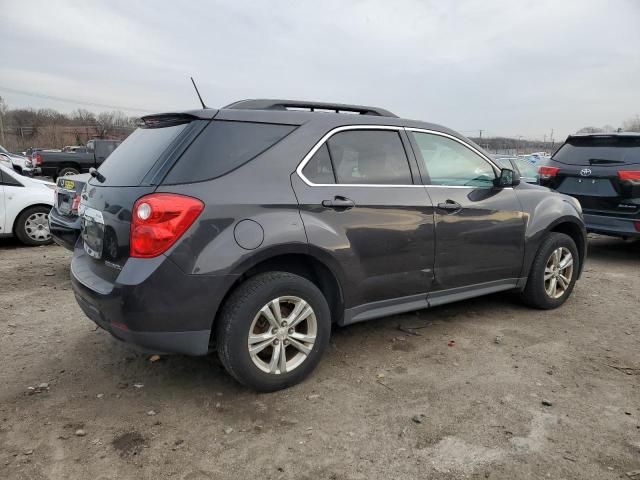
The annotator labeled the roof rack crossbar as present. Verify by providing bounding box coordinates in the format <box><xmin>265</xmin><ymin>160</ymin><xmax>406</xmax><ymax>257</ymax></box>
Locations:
<box><xmin>223</xmin><ymin>99</ymin><xmax>397</xmax><ymax>117</ymax></box>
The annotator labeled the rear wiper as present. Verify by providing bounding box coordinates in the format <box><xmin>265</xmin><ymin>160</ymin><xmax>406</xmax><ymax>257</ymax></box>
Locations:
<box><xmin>89</xmin><ymin>167</ymin><xmax>106</xmax><ymax>183</ymax></box>
<box><xmin>588</xmin><ymin>158</ymin><xmax>624</xmax><ymax>165</ymax></box>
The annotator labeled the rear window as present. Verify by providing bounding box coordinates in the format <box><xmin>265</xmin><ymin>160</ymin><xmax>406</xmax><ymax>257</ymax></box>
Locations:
<box><xmin>163</xmin><ymin>120</ymin><xmax>296</xmax><ymax>184</ymax></box>
<box><xmin>554</xmin><ymin>136</ymin><xmax>640</xmax><ymax>165</ymax></box>
<box><xmin>97</xmin><ymin>123</ymin><xmax>190</xmax><ymax>186</ymax></box>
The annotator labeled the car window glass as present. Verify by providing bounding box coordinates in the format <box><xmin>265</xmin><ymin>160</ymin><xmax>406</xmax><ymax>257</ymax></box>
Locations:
<box><xmin>302</xmin><ymin>144</ymin><xmax>336</xmax><ymax>184</ymax></box>
<box><xmin>493</xmin><ymin>157</ymin><xmax>512</xmax><ymax>169</ymax></box>
<box><xmin>412</xmin><ymin>132</ymin><xmax>495</xmax><ymax>187</ymax></box>
<box><xmin>97</xmin><ymin>123</ymin><xmax>190</xmax><ymax>186</ymax></box>
<box><xmin>164</xmin><ymin>120</ymin><xmax>296</xmax><ymax>184</ymax></box>
<box><xmin>515</xmin><ymin>159</ymin><xmax>539</xmax><ymax>178</ymax></box>
<box><xmin>326</xmin><ymin>130</ymin><xmax>412</xmax><ymax>185</ymax></box>
<box><xmin>0</xmin><ymin>166</ymin><xmax>23</xmax><ymax>186</ymax></box>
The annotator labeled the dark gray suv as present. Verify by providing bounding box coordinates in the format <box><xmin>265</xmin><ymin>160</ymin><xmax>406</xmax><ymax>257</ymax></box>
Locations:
<box><xmin>71</xmin><ymin>99</ymin><xmax>586</xmax><ymax>391</ymax></box>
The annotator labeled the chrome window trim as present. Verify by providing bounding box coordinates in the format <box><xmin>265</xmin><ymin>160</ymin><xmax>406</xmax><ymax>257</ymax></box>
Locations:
<box><xmin>295</xmin><ymin>125</ymin><xmax>423</xmax><ymax>188</ymax></box>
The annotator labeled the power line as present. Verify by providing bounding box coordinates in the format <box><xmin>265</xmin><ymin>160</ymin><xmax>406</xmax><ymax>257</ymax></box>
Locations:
<box><xmin>0</xmin><ymin>85</ymin><xmax>153</xmax><ymax>113</ymax></box>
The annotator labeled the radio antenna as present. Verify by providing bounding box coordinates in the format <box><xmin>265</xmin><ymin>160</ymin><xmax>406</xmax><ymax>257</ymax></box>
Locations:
<box><xmin>190</xmin><ymin>77</ymin><xmax>207</xmax><ymax>109</ymax></box>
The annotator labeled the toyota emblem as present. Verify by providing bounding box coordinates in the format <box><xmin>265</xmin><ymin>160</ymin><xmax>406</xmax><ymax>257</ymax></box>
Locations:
<box><xmin>580</xmin><ymin>168</ymin><xmax>592</xmax><ymax>177</ymax></box>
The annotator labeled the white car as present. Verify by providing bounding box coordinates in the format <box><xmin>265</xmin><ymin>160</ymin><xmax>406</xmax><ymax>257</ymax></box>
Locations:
<box><xmin>0</xmin><ymin>162</ymin><xmax>55</xmax><ymax>246</ymax></box>
<box><xmin>0</xmin><ymin>145</ymin><xmax>31</xmax><ymax>174</ymax></box>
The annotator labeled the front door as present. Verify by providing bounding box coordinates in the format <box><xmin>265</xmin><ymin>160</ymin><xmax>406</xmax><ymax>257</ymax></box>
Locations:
<box><xmin>407</xmin><ymin>129</ymin><xmax>525</xmax><ymax>294</ymax></box>
<box><xmin>291</xmin><ymin>127</ymin><xmax>435</xmax><ymax>321</ymax></box>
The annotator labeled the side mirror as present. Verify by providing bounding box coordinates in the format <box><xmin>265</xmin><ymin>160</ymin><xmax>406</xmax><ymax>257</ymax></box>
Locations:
<box><xmin>494</xmin><ymin>168</ymin><xmax>520</xmax><ymax>188</ymax></box>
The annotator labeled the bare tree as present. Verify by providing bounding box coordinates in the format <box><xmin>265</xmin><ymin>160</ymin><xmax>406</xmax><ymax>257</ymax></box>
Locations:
<box><xmin>576</xmin><ymin>126</ymin><xmax>604</xmax><ymax>134</ymax></box>
<box><xmin>71</xmin><ymin>108</ymin><xmax>97</xmax><ymax>125</ymax></box>
<box><xmin>622</xmin><ymin>115</ymin><xmax>640</xmax><ymax>133</ymax></box>
<box><xmin>0</xmin><ymin>96</ymin><xmax>7</xmax><ymax>145</ymax></box>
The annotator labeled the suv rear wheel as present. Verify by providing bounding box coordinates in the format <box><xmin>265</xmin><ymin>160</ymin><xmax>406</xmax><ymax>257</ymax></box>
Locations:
<box><xmin>216</xmin><ymin>272</ymin><xmax>331</xmax><ymax>391</ymax></box>
<box><xmin>521</xmin><ymin>232</ymin><xmax>579</xmax><ymax>309</ymax></box>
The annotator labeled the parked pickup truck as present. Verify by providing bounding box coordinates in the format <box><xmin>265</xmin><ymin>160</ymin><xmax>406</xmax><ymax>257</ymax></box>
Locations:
<box><xmin>36</xmin><ymin>139</ymin><xmax>120</xmax><ymax>179</ymax></box>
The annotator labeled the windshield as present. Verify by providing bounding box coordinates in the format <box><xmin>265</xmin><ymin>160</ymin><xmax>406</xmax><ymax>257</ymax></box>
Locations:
<box><xmin>0</xmin><ymin>145</ymin><xmax>8</xmax><ymax>154</ymax></box>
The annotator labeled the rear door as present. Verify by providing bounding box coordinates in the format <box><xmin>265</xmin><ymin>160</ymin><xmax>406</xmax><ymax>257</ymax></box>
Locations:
<box><xmin>545</xmin><ymin>135</ymin><xmax>640</xmax><ymax>217</ymax></box>
<box><xmin>291</xmin><ymin>126</ymin><xmax>435</xmax><ymax>313</ymax></box>
<box><xmin>407</xmin><ymin>129</ymin><xmax>525</xmax><ymax>294</ymax></box>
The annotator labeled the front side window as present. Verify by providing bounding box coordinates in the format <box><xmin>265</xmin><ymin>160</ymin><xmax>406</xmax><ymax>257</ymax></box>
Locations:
<box><xmin>323</xmin><ymin>130</ymin><xmax>412</xmax><ymax>185</ymax></box>
<box><xmin>412</xmin><ymin>132</ymin><xmax>496</xmax><ymax>187</ymax></box>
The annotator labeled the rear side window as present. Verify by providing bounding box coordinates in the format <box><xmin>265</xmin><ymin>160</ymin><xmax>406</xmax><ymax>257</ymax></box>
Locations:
<box><xmin>553</xmin><ymin>137</ymin><xmax>640</xmax><ymax>165</ymax></box>
<box><xmin>323</xmin><ymin>130</ymin><xmax>412</xmax><ymax>185</ymax></box>
<box><xmin>163</xmin><ymin>121</ymin><xmax>296</xmax><ymax>184</ymax></box>
<box><xmin>302</xmin><ymin>144</ymin><xmax>336</xmax><ymax>184</ymax></box>
<box><xmin>97</xmin><ymin>123</ymin><xmax>190</xmax><ymax>186</ymax></box>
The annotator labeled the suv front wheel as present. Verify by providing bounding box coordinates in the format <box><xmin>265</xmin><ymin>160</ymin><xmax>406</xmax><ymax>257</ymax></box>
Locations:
<box><xmin>521</xmin><ymin>232</ymin><xmax>579</xmax><ymax>309</ymax></box>
<box><xmin>216</xmin><ymin>272</ymin><xmax>331</xmax><ymax>392</ymax></box>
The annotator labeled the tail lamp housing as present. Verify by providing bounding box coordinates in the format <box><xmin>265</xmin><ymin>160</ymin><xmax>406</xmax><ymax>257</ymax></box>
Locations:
<box><xmin>130</xmin><ymin>193</ymin><xmax>204</xmax><ymax>258</ymax></box>
<box><xmin>538</xmin><ymin>166</ymin><xmax>560</xmax><ymax>180</ymax></box>
<box><xmin>618</xmin><ymin>170</ymin><xmax>640</xmax><ymax>181</ymax></box>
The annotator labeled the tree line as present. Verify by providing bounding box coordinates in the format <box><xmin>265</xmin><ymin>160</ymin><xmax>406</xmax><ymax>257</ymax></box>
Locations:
<box><xmin>0</xmin><ymin>96</ymin><xmax>139</xmax><ymax>151</ymax></box>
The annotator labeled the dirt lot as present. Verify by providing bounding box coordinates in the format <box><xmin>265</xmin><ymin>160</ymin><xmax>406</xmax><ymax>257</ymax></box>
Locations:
<box><xmin>0</xmin><ymin>236</ymin><xmax>638</xmax><ymax>480</ymax></box>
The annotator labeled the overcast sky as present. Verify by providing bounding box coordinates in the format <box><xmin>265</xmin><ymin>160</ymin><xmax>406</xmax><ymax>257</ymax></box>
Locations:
<box><xmin>1</xmin><ymin>0</ymin><xmax>639</xmax><ymax>139</ymax></box>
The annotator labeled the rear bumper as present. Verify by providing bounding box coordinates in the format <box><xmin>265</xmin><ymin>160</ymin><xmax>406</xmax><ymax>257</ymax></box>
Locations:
<box><xmin>48</xmin><ymin>209</ymin><xmax>81</xmax><ymax>251</ymax></box>
<box><xmin>70</xmin><ymin>246</ymin><xmax>238</xmax><ymax>356</ymax></box>
<box><xmin>584</xmin><ymin>213</ymin><xmax>640</xmax><ymax>238</ymax></box>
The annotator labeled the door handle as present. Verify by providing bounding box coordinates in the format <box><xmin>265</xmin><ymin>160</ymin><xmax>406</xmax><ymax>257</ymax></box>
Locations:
<box><xmin>322</xmin><ymin>196</ymin><xmax>355</xmax><ymax>209</ymax></box>
<box><xmin>437</xmin><ymin>200</ymin><xmax>462</xmax><ymax>212</ymax></box>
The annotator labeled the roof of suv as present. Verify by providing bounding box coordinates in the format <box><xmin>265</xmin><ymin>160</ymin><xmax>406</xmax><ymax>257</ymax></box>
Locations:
<box><xmin>568</xmin><ymin>132</ymin><xmax>640</xmax><ymax>138</ymax></box>
<box><xmin>153</xmin><ymin>99</ymin><xmax>466</xmax><ymax>143</ymax></box>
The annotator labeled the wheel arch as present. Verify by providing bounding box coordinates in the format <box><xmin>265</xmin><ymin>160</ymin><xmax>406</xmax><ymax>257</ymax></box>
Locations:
<box><xmin>548</xmin><ymin>218</ymin><xmax>586</xmax><ymax>277</ymax></box>
<box><xmin>58</xmin><ymin>163</ymin><xmax>82</xmax><ymax>175</ymax></box>
<box><xmin>12</xmin><ymin>203</ymin><xmax>53</xmax><ymax>235</ymax></box>
<box><xmin>213</xmin><ymin>249</ymin><xmax>345</xmax><ymax>338</ymax></box>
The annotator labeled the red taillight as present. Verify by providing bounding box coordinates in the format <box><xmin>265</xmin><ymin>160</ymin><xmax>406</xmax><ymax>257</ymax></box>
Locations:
<box><xmin>71</xmin><ymin>193</ymin><xmax>81</xmax><ymax>214</ymax></box>
<box><xmin>539</xmin><ymin>166</ymin><xmax>560</xmax><ymax>179</ymax></box>
<box><xmin>634</xmin><ymin>221</ymin><xmax>640</xmax><ymax>232</ymax></box>
<box><xmin>35</xmin><ymin>153</ymin><xmax>42</xmax><ymax>166</ymax></box>
<box><xmin>130</xmin><ymin>193</ymin><xmax>204</xmax><ymax>258</ymax></box>
<box><xmin>618</xmin><ymin>170</ymin><xmax>640</xmax><ymax>181</ymax></box>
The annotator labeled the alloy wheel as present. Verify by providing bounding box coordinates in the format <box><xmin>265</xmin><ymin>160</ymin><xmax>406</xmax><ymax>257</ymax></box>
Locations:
<box><xmin>247</xmin><ymin>296</ymin><xmax>317</xmax><ymax>375</ymax></box>
<box><xmin>544</xmin><ymin>247</ymin><xmax>573</xmax><ymax>299</ymax></box>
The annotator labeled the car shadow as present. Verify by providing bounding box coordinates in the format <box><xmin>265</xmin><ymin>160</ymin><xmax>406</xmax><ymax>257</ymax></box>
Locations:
<box><xmin>587</xmin><ymin>234</ymin><xmax>640</xmax><ymax>264</ymax></box>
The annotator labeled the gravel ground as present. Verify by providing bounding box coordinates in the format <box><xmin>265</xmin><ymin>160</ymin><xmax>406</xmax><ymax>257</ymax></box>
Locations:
<box><xmin>0</xmin><ymin>235</ymin><xmax>638</xmax><ymax>480</ymax></box>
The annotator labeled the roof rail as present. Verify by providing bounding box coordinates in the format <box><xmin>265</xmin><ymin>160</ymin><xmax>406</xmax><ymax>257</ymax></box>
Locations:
<box><xmin>223</xmin><ymin>99</ymin><xmax>397</xmax><ymax>118</ymax></box>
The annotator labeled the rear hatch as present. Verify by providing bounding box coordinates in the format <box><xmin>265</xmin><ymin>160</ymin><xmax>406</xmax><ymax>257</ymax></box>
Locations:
<box><xmin>76</xmin><ymin>114</ymin><xmax>209</xmax><ymax>283</ymax></box>
<box><xmin>544</xmin><ymin>135</ymin><xmax>640</xmax><ymax>216</ymax></box>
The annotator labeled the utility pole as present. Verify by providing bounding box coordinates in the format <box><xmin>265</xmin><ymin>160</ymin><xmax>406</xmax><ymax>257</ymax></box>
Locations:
<box><xmin>0</xmin><ymin>96</ymin><xmax>5</xmax><ymax>146</ymax></box>
<box><xmin>550</xmin><ymin>128</ymin><xmax>554</xmax><ymax>150</ymax></box>
<box><xmin>0</xmin><ymin>109</ymin><xmax>5</xmax><ymax>146</ymax></box>
<box><xmin>479</xmin><ymin>129</ymin><xmax>483</xmax><ymax>142</ymax></box>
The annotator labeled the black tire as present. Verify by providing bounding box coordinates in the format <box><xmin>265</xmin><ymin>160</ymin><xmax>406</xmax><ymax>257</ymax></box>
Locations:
<box><xmin>216</xmin><ymin>272</ymin><xmax>331</xmax><ymax>392</ymax></box>
<box><xmin>58</xmin><ymin>167</ymin><xmax>80</xmax><ymax>177</ymax></box>
<box><xmin>521</xmin><ymin>232</ymin><xmax>579</xmax><ymax>309</ymax></box>
<box><xmin>14</xmin><ymin>205</ymin><xmax>53</xmax><ymax>246</ymax></box>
